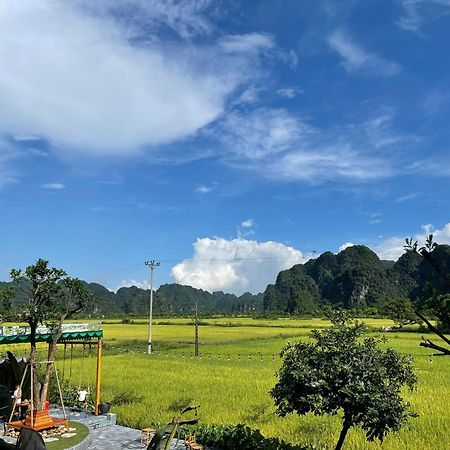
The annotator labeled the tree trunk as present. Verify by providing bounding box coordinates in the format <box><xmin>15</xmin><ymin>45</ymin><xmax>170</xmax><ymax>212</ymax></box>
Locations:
<box><xmin>27</xmin><ymin>321</ymin><xmax>43</xmax><ymax>409</ymax></box>
<box><xmin>29</xmin><ymin>321</ymin><xmax>37</xmax><ymax>364</ymax></box>
<box><xmin>335</xmin><ymin>422</ymin><xmax>350</xmax><ymax>450</ymax></box>
<box><xmin>39</xmin><ymin>315</ymin><xmax>66</xmax><ymax>408</ymax></box>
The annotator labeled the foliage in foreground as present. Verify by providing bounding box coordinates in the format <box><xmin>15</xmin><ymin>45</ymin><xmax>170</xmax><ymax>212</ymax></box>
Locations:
<box><xmin>271</xmin><ymin>310</ymin><xmax>418</xmax><ymax>450</ymax></box>
<box><xmin>148</xmin><ymin>406</ymin><xmax>199</xmax><ymax>450</ymax></box>
<box><xmin>195</xmin><ymin>423</ymin><xmax>317</xmax><ymax>450</ymax></box>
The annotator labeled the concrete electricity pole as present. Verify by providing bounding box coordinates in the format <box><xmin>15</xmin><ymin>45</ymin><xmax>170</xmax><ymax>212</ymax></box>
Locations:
<box><xmin>194</xmin><ymin>301</ymin><xmax>199</xmax><ymax>357</ymax></box>
<box><xmin>145</xmin><ymin>260</ymin><xmax>160</xmax><ymax>354</ymax></box>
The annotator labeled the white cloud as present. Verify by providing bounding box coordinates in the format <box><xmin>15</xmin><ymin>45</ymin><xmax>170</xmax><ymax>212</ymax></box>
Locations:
<box><xmin>235</xmin><ymin>87</ymin><xmax>260</xmax><ymax>105</ymax></box>
<box><xmin>373</xmin><ymin>222</ymin><xmax>450</xmax><ymax>260</ymax></box>
<box><xmin>195</xmin><ymin>182</ymin><xmax>218</xmax><ymax>194</ymax></box>
<box><xmin>196</xmin><ymin>186</ymin><xmax>212</xmax><ymax>194</ymax></box>
<box><xmin>267</xmin><ymin>143</ymin><xmax>392</xmax><ymax>182</ymax></box>
<box><xmin>214</xmin><ymin>107</ymin><xmax>398</xmax><ymax>183</ymax></box>
<box><xmin>86</xmin><ymin>0</ymin><xmax>217</xmax><ymax>39</ymax></box>
<box><xmin>0</xmin><ymin>144</ymin><xmax>18</xmax><ymax>189</ymax></box>
<box><xmin>218</xmin><ymin>32</ymin><xmax>297</xmax><ymax>68</ymax></box>
<box><xmin>369</xmin><ymin>212</ymin><xmax>382</xmax><ymax>225</ymax></box>
<box><xmin>394</xmin><ymin>193</ymin><xmax>419</xmax><ymax>203</ymax></box>
<box><xmin>328</xmin><ymin>30</ymin><xmax>400</xmax><ymax>76</ymax></box>
<box><xmin>241</xmin><ymin>219</ymin><xmax>254</xmax><ymax>228</ymax></box>
<box><xmin>171</xmin><ymin>237</ymin><xmax>305</xmax><ymax>294</ymax></box>
<box><xmin>339</xmin><ymin>242</ymin><xmax>355</xmax><ymax>252</ymax></box>
<box><xmin>42</xmin><ymin>183</ymin><xmax>65</xmax><ymax>190</ymax></box>
<box><xmin>218</xmin><ymin>33</ymin><xmax>275</xmax><ymax>53</ymax></box>
<box><xmin>219</xmin><ymin>108</ymin><xmax>311</xmax><ymax>160</ymax></box>
<box><xmin>113</xmin><ymin>279</ymin><xmax>151</xmax><ymax>292</ymax></box>
<box><xmin>0</xmin><ymin>1</ymin><xmax>251</xmax><ymax>158</ymax></box>
<box><xmin>398</xmin><ymin>0</ymin><xmax>450</xmax><ymax>32</ymax></box>
<box><xmin>361</xmin><ymin>112</ymin><xmax>411</xmax><ymax>148</ymax></box>
<box><xmin>276</xmin><ymin>87</ymin><xmax>302</xmax><ymax>99</ymax></box>
<box><xmin>407</xmin><ymin>158</ymin><xmax>450</xmax><ymax>177</ymax></box>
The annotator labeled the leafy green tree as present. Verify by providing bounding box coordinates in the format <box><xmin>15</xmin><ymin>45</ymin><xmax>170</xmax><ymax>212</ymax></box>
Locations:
<box><xmin>0</xmin><ymin>287</ymin><xmax>14</xmax><ymax>323</ymax></box>
<box><xmin>8</xmin><ymin>259</ymin><xmax>92</xmax><ymax>409</ymax></box>
<box><xmin>383</xmin><ymin>297</ymin><xmax>421</xmax><ymax>329</ymax></box>
<box><xmin>271</xmin><ymin>312</ymin><xmax>417</xmax><ymax>450</ymax></box>
<box><xmin>405</xmin><ymin>234</ymin><xmax>450</xmax><ymax>356</ymax></box>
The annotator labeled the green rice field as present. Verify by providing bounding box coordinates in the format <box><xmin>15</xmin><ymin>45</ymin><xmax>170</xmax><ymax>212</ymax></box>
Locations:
<box><xmin>3</xmin><ymin>317</ymin><xmax>450</xmax><ymax>449</ymax></box>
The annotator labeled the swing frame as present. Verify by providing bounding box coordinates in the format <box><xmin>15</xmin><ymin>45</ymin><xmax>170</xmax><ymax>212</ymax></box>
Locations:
<box><xmin>53</xmin><ymin>338</ymin><xmax>103</xmax><ymax>417</ymax></box>
<box><xmin>7</xmin><ymin>360</ymin><xmax>69</xmax><ymax>432</ymax></box>
<box><xmin>0</xmin><ymin>325</ymin><xmax>103</xmax><ymax>434</ymax></box>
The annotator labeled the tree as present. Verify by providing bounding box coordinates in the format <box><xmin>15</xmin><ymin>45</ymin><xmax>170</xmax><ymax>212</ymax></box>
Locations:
<box><xmin>8</xmin><ymin>259</ymin><xmax>92</xmax><ymax>409</ymax></box>
<box><xmin>383</xmin><ymin>297</ymin><xmax>421</xmax><ymax>329</ymax></box>
<box><xmin>404</xmin><ymin>234</ymin><xmax>450</xmax><ymax>356</ymax></box>
<box><xmin>270</xmin><ymin>311</ymin><xmax>417</xmax><ymax>450</ymax></box>
<box><xmin>0</xmin><ymin>287</ymin><xmax>14</xmax><ymax>324</ymax></box>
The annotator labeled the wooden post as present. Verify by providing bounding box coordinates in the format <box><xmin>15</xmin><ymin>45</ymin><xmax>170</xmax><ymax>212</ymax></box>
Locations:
<box><xmin>30</xmin><ymin>363</ymin><xmax>34</xmax><ymax>426</ymax></box>
<box><xmin>95</xmin><ymin>338</ymin><xmax>102</xmax><ymax>416</ymax></box>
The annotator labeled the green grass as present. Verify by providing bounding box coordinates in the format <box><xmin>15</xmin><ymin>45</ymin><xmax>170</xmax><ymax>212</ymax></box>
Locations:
<box><xmin>46</xmin><ymin>422</ymin><xmax>89</xmax><ymax>450</ymax></box>
<box><xmin>3</xmin><ymin>318</ymin><xmax>449</xmax><ymax>449</ymax></box>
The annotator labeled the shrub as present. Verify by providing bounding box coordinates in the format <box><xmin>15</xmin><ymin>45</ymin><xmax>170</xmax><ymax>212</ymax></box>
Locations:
<box><xmin>195</xmin><ymin>424</ymin><xmax>317</xmax><ymax>450</ymax></box>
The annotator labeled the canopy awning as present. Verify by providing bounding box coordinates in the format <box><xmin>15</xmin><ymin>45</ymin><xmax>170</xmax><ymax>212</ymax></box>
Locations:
<box><xmin>0</xmin><ymin>329</ymin><xmax>103</xmax><ymax>345</ymax></box>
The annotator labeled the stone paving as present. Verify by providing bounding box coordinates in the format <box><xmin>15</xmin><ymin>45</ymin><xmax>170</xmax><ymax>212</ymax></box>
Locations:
<box><xmin>87</xmin><ymin>424</ymin><xmax>190</xmax><ymax>450</ymax></box>
<box><xmin>1</xmin><ymin>408</ymin><xmax>193</xmax><ymax>450</ymax></box>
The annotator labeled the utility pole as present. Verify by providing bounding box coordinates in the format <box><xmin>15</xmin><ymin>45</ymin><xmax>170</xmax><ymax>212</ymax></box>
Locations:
<box><xmin>145</xmin><ymin>260</ymin><xmax>160</xmax><ymax>354</ymax></box>
<box><xmin>194</xmin><ymin>301</ymin><xmax>199</xmax><ymax>357</ymax></box>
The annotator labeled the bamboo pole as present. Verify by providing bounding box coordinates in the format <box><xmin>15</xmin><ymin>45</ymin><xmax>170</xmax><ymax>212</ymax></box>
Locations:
<box><xmin>30</xmin><ymin>363</ymin><xmax>34</xmax><ymax>427</ymax></box>
<box><xmin>95</xmin><ymin>338</ymin><xmax>102</xmax><ymax>416</ymax></box>
<box><xmin>8</xmin><ymin>364</ymin><xmax>29</xmax><ymax>425</ymax></box>
<box><xmin>53</xmin><ymin>362</ymin><xmax>67</xmax><ymax>421</ymax></box>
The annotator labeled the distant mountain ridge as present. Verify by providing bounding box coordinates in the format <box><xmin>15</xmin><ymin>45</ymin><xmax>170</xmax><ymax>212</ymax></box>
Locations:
<box><xmin>1</xmin><ymin>244</ymin><xmax>449</xmax><ymax>316</ymax></box>
<box><xmin>262</xmin><ymin>244</ymin><xmax>450</xmax><ymax>313</ymax></box>
<box><xmin>80</xmin><ymin>282</ymin><xmax>264</xmax><ymax>315</ymax></box>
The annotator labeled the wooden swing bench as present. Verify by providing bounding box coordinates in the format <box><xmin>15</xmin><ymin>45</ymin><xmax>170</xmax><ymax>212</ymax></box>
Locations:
<box><xmin>7</xmin><ymin>409</ymin><xmax>69</xmax><ymax>432</ymax></box>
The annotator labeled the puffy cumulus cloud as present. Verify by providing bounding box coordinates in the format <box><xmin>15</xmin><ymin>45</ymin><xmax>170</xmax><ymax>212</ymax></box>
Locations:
<box><xmin>171</xmin><ymin>237</ymin><xmax>305</xmax><ymax>294</ymax></box>
<box><xmin>328</xmin><ymin>30</ymin><xmax>400</xmax><ymax>76</ymax></box>
<box><xmin>0</xmin><ymin>1</ymin><xmax>249</xmax><ymax>157</ymax></box>
<box><xmin>373</xmin><ymin>223</ymin><xmax>450</xmax><ymax>260</ymax></box>
<box><xmin>241</xmin><ymin>219</ymin><xmax>254</xmax><ymax>228</ymax></box>
<box><xmin>339</xmin><ymin>242</ymin><xmax>355</xmax><ymax>252</ymax></box>
<box><xmin>112</xmin><ymin>279</ymin><xmax>151</xmax><ymax>292</ymax></box>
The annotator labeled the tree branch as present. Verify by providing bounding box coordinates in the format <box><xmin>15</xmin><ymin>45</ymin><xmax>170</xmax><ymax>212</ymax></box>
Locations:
<box><xmin>416</xmin><ymin>312</ymin><xmax>450</xmax><ymax>347</ymax></box>
<box><xmin>420</xmin><ymin>249</ymin><xmax>450</xmax><ymax>288</ymax></box>
<box><xmin>419</xmin><ymin>339</ymin><xmax>450</xmax><ymax>356</ymax></box>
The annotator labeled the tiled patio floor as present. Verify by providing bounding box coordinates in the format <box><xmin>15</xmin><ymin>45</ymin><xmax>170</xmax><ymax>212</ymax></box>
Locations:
<box><xmin>1</xmin><ymin>408</ymin><xmax>192</xmax><ymax>450</ymax></box>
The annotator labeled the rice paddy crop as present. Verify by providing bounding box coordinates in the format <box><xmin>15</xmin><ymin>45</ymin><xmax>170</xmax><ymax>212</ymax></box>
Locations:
<box><xmin>3</xmin><ymin>318</ymin><xmax>449</xmax><ymax>449</ymax></box>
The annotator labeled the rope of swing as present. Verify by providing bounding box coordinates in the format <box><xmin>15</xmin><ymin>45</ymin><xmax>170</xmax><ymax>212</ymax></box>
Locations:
<box><xmin>62</xmin><ymin>343</ymin><xmax>67</xmax><ymax>381</ymax></box>
<box><xmin>69</xmin><ymin>343</ymin><xmax>74</xmax><ymax>381</ymax></box>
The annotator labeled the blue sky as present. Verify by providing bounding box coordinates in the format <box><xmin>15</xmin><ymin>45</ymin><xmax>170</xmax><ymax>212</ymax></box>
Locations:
<box><xmin>1</xmin><ymin>0</ymin><xmax>450</xmax><ymax>294</ymax></box>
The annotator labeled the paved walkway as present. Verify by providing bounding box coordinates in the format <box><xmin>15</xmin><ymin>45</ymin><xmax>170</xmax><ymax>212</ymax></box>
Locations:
<box><xmin>2</xmin><ymin>408</ymin><xmax>194</xmax><ymax>450</ymax></box>
<box><xmin>86</xmin><ymin>425</ymin><xmax>192</xmax><ymax>450</ymax></box>
<box><xmin>1</xmin><ymin>407</ymin><xmax>193</xmax><ymax>450</ymax></box>
<box><xmin>87</xmin><ymin>424</ymin><xmax>143</xmax><ymax>450</ymax></box>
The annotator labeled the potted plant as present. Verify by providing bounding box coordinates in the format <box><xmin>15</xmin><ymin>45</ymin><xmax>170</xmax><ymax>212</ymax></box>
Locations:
<box><xmin>98</xmin><ymin>401</ymin><xmax>111</xmax><ymax>415</ymax></box>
